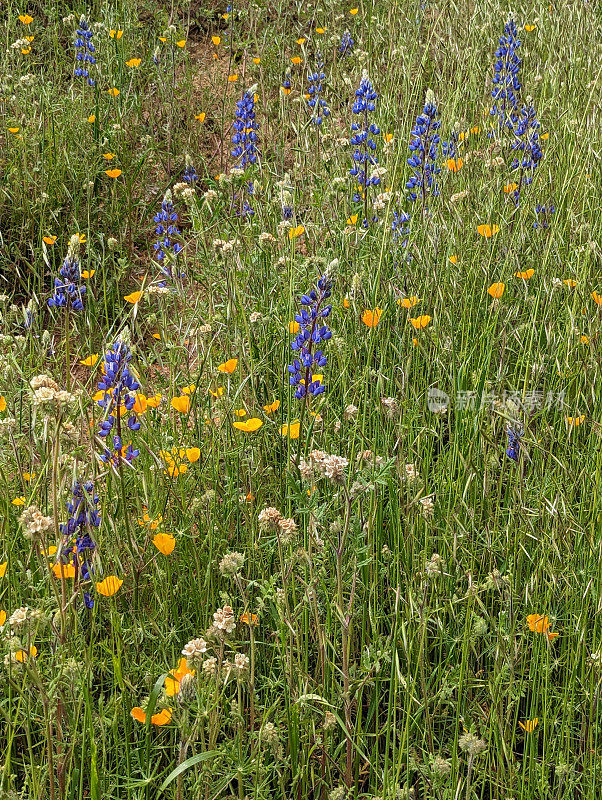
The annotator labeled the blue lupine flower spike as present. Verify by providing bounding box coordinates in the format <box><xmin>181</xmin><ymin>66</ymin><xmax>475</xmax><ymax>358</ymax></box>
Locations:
<box><xmin>48</xmin><ymin>234</ymin><xmax>86</xmax><ymax>312</ymax></box>
<box><xmin>182</xmin><ymin>154</ymin><xmax>198</xmax><ymax>187</ymax></box>
<box><xmin>510</xmin><ymin>103</ymin><xmax>543</xmax><ymax>205</ymax></box>
<box><xmin>232</xmin><ymin>90</ymin><xmax>259</xmax><ymax>168</ymax></box>
<box><xmin>307</xmin><ymin>53</ymin><xmax>330</xmax><ymax>126</ymax></box>
<box><xmin>154</xmin><ymin>189</ymin><xmax>184</xmax><ymax>279</ymax></box>
<box><xmin>406</xmin><ymin>89</ymin><xmax>441</xmax><ymax>209</ymax></box>
<box><xmin>96</xmin><ymin>342</ymin><xmax>141</xmax><ymax>470</ymax></box>
<box><xmin>56</xmin><ymin>479</ymin><xmax>101</xmax><ymax>608</ymax></box>
<box><xmin>491</xmin><ymin>17</ymin><xmax>521</xmax><ymax>135</ymax></box>
<box><xmin>339</xmin><ymin>31</ymin><xmax>354</xmax><ymax>58</ymax></box>
<box><xmin>73</xmin><ymin>16</ymin><xmax>96</xmax><ymax>87</ymax></box>
<box><xmin>350</xmin><ymin>70</ymin><xmax>380</xmax><ymax>227</ymax></box>
<box><xmin>506</xmin><ymin>426</ymin><xmax>522</xmax><ymax>462</ymax></box>
<box><xmin>288</xmin><ymin>273</ymin><xmax>333</xmax><ymax>400</ymax></box>
<box><xmin>231</xmin><ymin>89</ymin><xmax>259</xmax><ymax>217</ymax></box>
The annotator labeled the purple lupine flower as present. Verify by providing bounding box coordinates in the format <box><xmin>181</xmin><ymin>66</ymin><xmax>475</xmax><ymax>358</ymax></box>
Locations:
<box><xmin>307</xmin><ymin>53</ymin><xmax>330</xmax><ymax>125</ymax></box>
<box><xmin>96</xmin><ymin>342</ymin><xmax>141</xmax><ymax>469</ymax></box>
<box><xmin>350</xmin><ymin>70</ymin><xmax>380</xmax><ymax>227</ymax></box>
<box><xmin>506</xmin><ymin>426</ymin><xmax>522</xmax><ymax>461</ymax></box>
<box><xmin>406</xmin><ymin>89</ymin><xmax>441</xmax><ymax>207</ymax></box>
<box><xmin>154</xmin><ymin>190</ymin><xmax>184</xmax><ymax>278</ymax></box>
<box><xmin>491</xmin><ymin>17</ymin><xmax>521</xmax><ymax>134</ymax></box>
<box><xmin>288</xmin><ymin>273</ymin><xmax>333</xmax><ymax>399</ymax></box>
<box><xmin>48</xmin><ymin>234</ymin><xmax>86</xmax><ymax>312</ymax></box>
<box><xmin>55</xmin><ymin>479</ymin><xmax>101</xmax><ymax>608</ymax></box>
<box><xmin>73</xmin><ymin>16</ymin><xmax>96</xmax><ymax>87</ymax></box>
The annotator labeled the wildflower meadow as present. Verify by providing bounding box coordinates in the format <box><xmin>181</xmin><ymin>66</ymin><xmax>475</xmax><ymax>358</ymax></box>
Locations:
<box><xmin>1</xmin><ymin>1</ymin><xmax>601</xmax><ymax>798</ymax></box>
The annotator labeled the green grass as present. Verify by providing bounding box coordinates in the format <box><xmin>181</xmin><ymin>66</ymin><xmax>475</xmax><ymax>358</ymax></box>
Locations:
<box><xmin>0</xmin><ymin>0</ymin><xmax>601</xmax><ymax>798</ymax></box>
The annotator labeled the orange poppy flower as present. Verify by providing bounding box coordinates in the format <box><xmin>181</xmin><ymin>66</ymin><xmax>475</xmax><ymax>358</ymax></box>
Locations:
<box><xmin>96</xmin><ymin>576</ymin><xmax>123</xmax><ymax>596</ymax></box>
<box><xmin>52</xmin><ymin>563</ymin><xmax>76</xmax><ymax>578</ymax></box>
<box><xmin>79</xmin><ymin>354</ymin><xmax>99</xmax><ymax>366</ymax></box>
<box><xmin>165</xmin><ymin>658</ymin><xmax>194</xmax><ymax>695</ymax></box>
<box><xmin>131</xmin><ymin>706</ymin><xmax>172</xmax><ymax>726</ymax></box>
<box><xmin>487</xmin><ymin>282</ymin><xmax>505</xmax><ymax>299</ymax></box>
<box><xmin>171</xmin><ymin>396</ymin><xmax>190</xmax><ymax>413</ymax></box>
<box><xmin>477</xmin><ymin>224</ymin><xmax>500</xmax><ymax>238</ymax></box>
<box><xmin>279</xmin><ymin>420</ymin><xmax>300</xmax><ymax>439</ymax></box>
<box><xmin>410</xmin><ymin>315</ymin><xmax>431</xmax><ymax>330</ymax></box>
<box><xmin>263</xmin><ymin>400</ymin><xmax>280</xmax><ymax>413</ymax></box>
<box><xmin>515</xmin><ymin>269</ymin><xmax>534</xmax><ymax>280</ymax></box>
<box><xmin>362</xmin><ymin>308</ymin><xmax>383</xmax><ymax>327</ymax></box>
<box><xmin>233</xmin><ymin>418</ymin><xmax>263</xmax><ymax>432</ymax></box>
<box><xmin>186</xmin><ymin>447</ymin><xmax>201</xmax><ymax>462</ymax></box>
<box><xmin>124</xmin><ymin>291</ymin><xmax>142</xmax><ymax>304</ymax></box>
<box><xmin>397</xmin><ymin>296</ymin><xmax>420</xmax><ymax>308</ymax></box>
<box><xmin>152</xmin><ymin>532</ymin><xmax>176</xmax><ymax>555</ymax></box>
<box><xmin>527</xmin><ymin>614</ymin><xmax>558</xmax><ymax>641</ymax></box>
<box><xmin>218</xmin><ymin>358</ymin><xmax>238</xmax><ymax>373</ymax></box>
<box><xmin>446</xmin><ymin>158</ymin><xmax>463</xmax><ymax>172</ymax></box>
<box><xmin>138</xmin><ymin>511</ymin><xmax>163</xmax><ymax>529</ymax></box>
<box><xmin>133</xmin><ymin>394</ymin><xmax>148</xmax><ymax>414</ymax></box>
<box><xmin>15</xmin><ymin>646</ymin><xmax>37</xmax><ymax>662</ymax></box>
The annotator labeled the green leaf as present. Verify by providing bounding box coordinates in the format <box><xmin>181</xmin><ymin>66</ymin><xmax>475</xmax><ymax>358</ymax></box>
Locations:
<box><xmin>158</xmin><ymin>751</ymin><xmax>219</xmax><ymax>792</ymax></box>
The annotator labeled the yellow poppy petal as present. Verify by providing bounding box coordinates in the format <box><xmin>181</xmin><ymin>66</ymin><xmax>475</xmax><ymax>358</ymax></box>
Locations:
<box><xmin>186</xmin><ymin>447</ymin><xmax>201</xmax><ymax>462</ymax></box>
<box><xmin>409</xmin><ymin>315</ymin><xmax>431</xmax><ymax>330</ymax></box>
<box><xmin>96</xmin><ymin>576</ymin><xmax>123</xmax><ymax>596</ymax></box>
<box><xmin>79</xmin><ymin>354</ymin><xmax>99</xmax><ymax>367</ymax></box>
<box><xmin>170</xmin><ymin>396</ymin><xmax>190</xmax><ymax>413</ymax></box>
<box><xmin>218</xmin><ymin>358</ymin><xmax>238</xmax><ymax>374</ymax></box>
<box><xmin>152</xmin><ymin>532</ymin><xmax>176</xmax><ymax>555</ymax></box>
<box><xmin>233</xmin><ymin>418</ymin><xmax>263</xmax><ymax>432</ymax></box>
<box><xmin>361</xmin><ymin>308</ymin><xmax>383</xmax><ymax>328</ymax></box>
<box><xmin>124</xmin><ymin>291</ymin><xmax>142</xmax><ymax>303</ymax></box>
<box><xmin>487</xmin><ymin>282</ymin><xmax>505</xmax><ymax>299</ymax></box>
